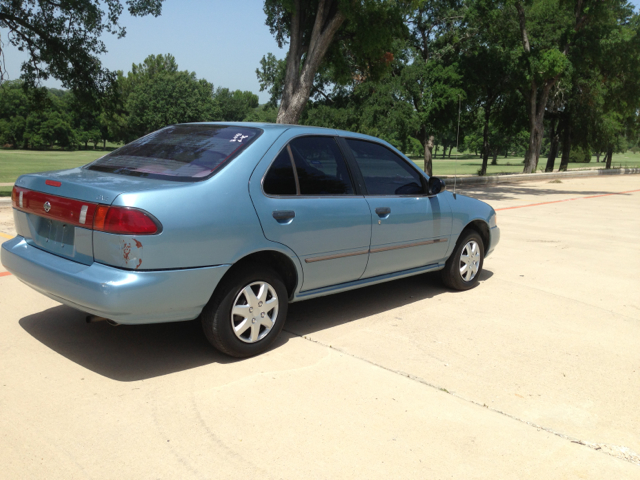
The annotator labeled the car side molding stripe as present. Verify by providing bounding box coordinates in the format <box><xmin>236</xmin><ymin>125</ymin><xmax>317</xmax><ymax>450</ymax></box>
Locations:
<box><xmin>305</xmin><ymin>249</ymin><xmax>369</xmax><ymax>263</ymax></box>
<box><xmin>304</xmin><ymin>238</ymin><xmax>448</xmax><ymax>263</ymax></box>
<box><xmin>369</xmin><ymin>238</ymin><xmax>448</xmax><ymax>254</ymax></box>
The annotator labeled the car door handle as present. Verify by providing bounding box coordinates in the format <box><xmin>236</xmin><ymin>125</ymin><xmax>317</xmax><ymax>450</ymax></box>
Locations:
<box><xmin>375</xmin><ymin>207</ymin><xmax>391</xmax><ymax>217</ymax></box>
<box><xmin>272</xmin><ymin>210</ymin><xmax>296</xmax><ymax>223</ymax></box>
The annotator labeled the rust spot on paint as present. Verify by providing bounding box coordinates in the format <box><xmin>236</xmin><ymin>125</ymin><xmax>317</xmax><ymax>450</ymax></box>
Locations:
<box><xmin>133</xmin><ymin>239</ymin><xmax>142</xmax><ymax>249</ymax></box>
<box><xmin>122</xmin><ymin>242</ymin><xmax>131</xmax><ymax>263</ymax></box>
<box><xmin>136</xmin><ymin>258</ymin><xmax>142</xmax><ymax>269</ymax></box>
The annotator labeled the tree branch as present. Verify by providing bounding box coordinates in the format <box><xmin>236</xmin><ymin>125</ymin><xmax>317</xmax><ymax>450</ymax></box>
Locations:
<box><xmin>515</xmin><ymin>2</ymin><xmax>530</xmax><ymax>54</ymax></box>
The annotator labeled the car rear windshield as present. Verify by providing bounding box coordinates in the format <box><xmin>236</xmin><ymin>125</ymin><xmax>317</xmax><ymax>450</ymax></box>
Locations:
<box><xmin>85</xmin><ymin>125</ymin><xmax>261</xmax><ymax>181</ymax></box>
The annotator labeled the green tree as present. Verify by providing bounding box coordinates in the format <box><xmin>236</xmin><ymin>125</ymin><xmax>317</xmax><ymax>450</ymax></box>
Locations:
<box><xmin>255</xmin><ymin>53</ymin><xmax>286</xmax><ymax>108</ymax></box>
<box><xmin>0</xmin><ymin>0</ymin><xmax>165</xmax><ymax>96</ymax></box>
<box><xmin>396</xmin><ymin>1</ymin><xmax>466</xmax><ymax>175</ymax></box>
<box><xmin>213</xmin><ymin>88</ymin><xmax>259</xmax><ymax>121</ymax></box>
<box><xmin>120</xmin><ymin>54</ymin><xmax>220</xmax><ymax>139</ymax></box>
<box><xmin>506</xmin><ymin>0</ymin><xmax>638</xmax><ymax>173</ymax></box>
<box><xmin>263</xmin><ymin>0</ymin><xmax>407</xmax><ymax>124</ymax></box>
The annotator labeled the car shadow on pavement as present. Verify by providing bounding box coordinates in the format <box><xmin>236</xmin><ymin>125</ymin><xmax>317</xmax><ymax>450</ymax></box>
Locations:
<box><xmin>18</xmin><ymin>307</ymin><xmax>257</xmax><ymax>382</ymax></box>
<box><xmin>18</xmin><ymin>270</ymin><xmax>492</xmax><ymax>381</ymax></box>
<box><xmin>455</xmin><ymin>185</ymin><xmax>621</xmax><ymax>203</ymax></box>
<box><xmin>285</xmin><ymin>269</ymin><xmax>493</xmax><ymax>337</ymax></box>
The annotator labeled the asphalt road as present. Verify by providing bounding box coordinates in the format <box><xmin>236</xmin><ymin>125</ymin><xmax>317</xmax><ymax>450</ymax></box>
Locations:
<box><xmin>1</xmin><ymin>175</ymin><xmax>639</xmax><ymax>479</ymax></box>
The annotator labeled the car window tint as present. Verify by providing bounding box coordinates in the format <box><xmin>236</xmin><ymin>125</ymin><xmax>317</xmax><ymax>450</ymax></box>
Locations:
<box><xmin>263</xmin><ymin>149</ymin><xmax>297</xmax><ymax>195</ymax></box>
<box><xmin>86</xmin><ymin>125</ymin><xmax>260</xmax><ymax>182</ymax></box>
<box><xmin>289</xmin><ymin>136</ymin><xmax>354</xmax><ymax>195</ymax></box>
<box><xmin>346</xmin><ymin>139</ymin><xmax>423</xmax><ymax>195</ymax></box>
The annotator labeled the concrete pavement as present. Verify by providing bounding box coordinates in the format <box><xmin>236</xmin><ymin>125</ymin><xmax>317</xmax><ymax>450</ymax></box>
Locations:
<box><xmin>0</xmin><ymin>175</ymin><xmax>639</xmax><ymax>478</ymax></box>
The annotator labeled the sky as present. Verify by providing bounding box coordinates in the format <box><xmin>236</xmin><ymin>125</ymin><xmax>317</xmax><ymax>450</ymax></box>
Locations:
<box><xmin>1</xmin><ymin>0</ymin><xmax>639</xmax><ymax>104</ymax></box>
<box><xmin>0</xmin><ymin>0</ymin><xmax>285</xmax><ymax>103</ymax></box>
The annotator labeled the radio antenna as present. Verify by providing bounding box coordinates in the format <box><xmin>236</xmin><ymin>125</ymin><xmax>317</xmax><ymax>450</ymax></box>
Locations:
<box><xmin>454</xmin><ymin>95</ymin><xmax>461</xmax><ymax>196</ymax></box>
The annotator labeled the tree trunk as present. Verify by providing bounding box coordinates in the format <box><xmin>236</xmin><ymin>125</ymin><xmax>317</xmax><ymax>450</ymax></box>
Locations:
<box><xmin>448</xmin><ymin>145</ymin><xmax>453</xmax><ymax>158</ymax></box>
<box><xmin>480</xmin><ymin>110</ymin><xmax>490</xmax><ymax>176</ymax></box>
<box><xmin>516</xmin><ymin>1</ymin><xmax>559</xmax><ymax>174</ymax></box>
<box><xmin>545</xmin><ymin>117</ymin><xmax>560</xmax><ymax>172</ymax></box>
<box><xmin>605</xmin><ymin>146</ymin><xmax>613</xmax><ymax>169</ymax></box>
<box><xmin>559</xmin><ymin>123</ymin><xmax>571</xmax><ymax>171</ymax></box>
<box><xmin>423</xmin><ymin>134</ymin><xmax>434</xmax><ymax>176</ymax></box>
<box><xmin>491</xmin><ymin>150</ymin><xmax>498</xmax><ymax>165</ymax></box>
<box><xmin>277</xmin><ymin>0</ymin><xmax>345</xmax><ymax>124</ymax></box>
<box><xmin>523</xmin><ymin>83</ymin><xmax>552</xmax><ymax>173</ymax></box>
<box><xmin>596</xmin><ymin>152</ymin><xmax>601</xmax><ymax>163</ymax></box>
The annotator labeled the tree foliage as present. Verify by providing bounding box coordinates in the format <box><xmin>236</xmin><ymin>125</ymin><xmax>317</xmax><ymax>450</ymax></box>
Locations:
<box><xmin>0</xmin><ymin>0</ymin><xmax>165</xmax><ymax>97</ymax></box>
<box><xmin>262</xmin><ymin>0</ymin><xmax>408</xmax><ymax>124</ymax></box>
<box><xmin>0</xmin><ymin>54</ymin><xmax>267</xmax><ymax>149</ymax></box>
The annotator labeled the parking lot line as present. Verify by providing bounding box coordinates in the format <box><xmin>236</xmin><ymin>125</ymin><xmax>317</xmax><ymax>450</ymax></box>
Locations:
<box><xmin>495</xmin><ymin>188</ymin><xmax>640</xmax><ymax>212</ymax></box>
<box><xmin>0</xmin><ymin>272</ymin><xmax>11</xmax><ymax>278</ymax></box>
<box><xmin>0</xmin><ymin>232</ymin><xmax>13</xmax><ymax>239</ymax></box>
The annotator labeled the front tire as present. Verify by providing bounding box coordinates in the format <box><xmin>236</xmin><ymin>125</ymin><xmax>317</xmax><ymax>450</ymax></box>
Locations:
<box><xmin>201</xmin><ymin>263</ymin><xmax>288</xmax><ymax>358</ymax></box>
<box><xmin>441</xmin><ymin>231</ymin><xmax>484</xmax><ymax>290</ymax></box>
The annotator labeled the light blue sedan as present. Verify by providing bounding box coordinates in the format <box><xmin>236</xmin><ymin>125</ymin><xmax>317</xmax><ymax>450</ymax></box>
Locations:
<box><xmin>2</xmin><ymin>123</ymin><xmax>499</xmax><ymax>357</ymax></box>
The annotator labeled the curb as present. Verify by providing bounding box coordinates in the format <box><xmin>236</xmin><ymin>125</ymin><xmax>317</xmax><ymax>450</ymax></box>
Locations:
<box><xmin>441</xmin><ymin>167</ymin><xmax>640</xmax><ymax>186</ymax></box>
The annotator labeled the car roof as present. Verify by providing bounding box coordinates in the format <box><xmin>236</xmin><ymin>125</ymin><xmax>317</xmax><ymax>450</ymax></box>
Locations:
<box><xmin>181</xmin><ymin>122</ymin><xmax>388</xmax><ymax>145</ymax></box>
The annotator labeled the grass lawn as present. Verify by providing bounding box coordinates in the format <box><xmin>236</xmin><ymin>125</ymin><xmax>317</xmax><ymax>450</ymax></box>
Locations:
<box><xmin>1</xmin><ymin>148</ymin><xmax>639</xmax><ymax>197</ymax></box>
<box><xmin>0</xmin><ymin>149</ymin><xmax>109</xmax><ymax>184</ymax></box>
<box><xmin>408</xmin><ymin>150</ymin><xmax>640</xmax><ymax>176</ymax></box>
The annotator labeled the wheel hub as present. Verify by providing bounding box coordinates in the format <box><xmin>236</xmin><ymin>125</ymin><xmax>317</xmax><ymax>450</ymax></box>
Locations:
<box><xmin>459</xmin><ymin>240</ymin><xmax>481</xmax><ymax>282</ymax></box>
<box><xmin>230</xmin><ymin>281</ymin><xmax>279</xmax><ymax>344</ymax></box>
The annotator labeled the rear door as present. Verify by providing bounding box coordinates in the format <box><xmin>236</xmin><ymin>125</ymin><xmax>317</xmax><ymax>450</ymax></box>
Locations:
<box><xmin>342</xmin><ymin>138</ymin><xmax>451</xmax><ymax>279</ymax></box>
<box><xmin>250</xmin><ymin>135</ymin><xmax>372</xmax><ymax>292</ymax></box>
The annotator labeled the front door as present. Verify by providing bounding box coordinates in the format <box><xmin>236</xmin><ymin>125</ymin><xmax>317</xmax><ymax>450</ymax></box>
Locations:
<box><xmin>342</xmin><ymin>138</ymin><xmax>451</xmax><ymax>279</ymax></box>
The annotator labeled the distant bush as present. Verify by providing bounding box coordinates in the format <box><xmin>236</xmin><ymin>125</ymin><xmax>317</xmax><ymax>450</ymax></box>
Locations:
<box><xmin>569</xmin><ymin>147</ymin><xmax>592</xmax><ymax>163</ymax></box>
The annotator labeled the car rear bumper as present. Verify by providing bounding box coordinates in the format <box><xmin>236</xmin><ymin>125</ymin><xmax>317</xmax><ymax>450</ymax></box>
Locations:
<box><xmin>2</xmin><ymin>236</ymin><xmax>230</xmax><ymax>324</ymax></box>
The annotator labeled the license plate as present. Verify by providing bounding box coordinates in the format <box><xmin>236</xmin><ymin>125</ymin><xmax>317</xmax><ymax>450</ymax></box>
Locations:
<box><xmin>34</xmin><ymin>216</ymin><xmax>75</xmax><ymax>249</ymax></box>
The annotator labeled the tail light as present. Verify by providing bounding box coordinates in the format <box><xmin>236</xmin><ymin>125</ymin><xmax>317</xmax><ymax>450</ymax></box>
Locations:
<box><xmin>12</xmin><ymin>186</ymin><xmax>161</xmax><ymax>235</ymax></box>
<box><xmin>93</xmin><ymin>206</ymin><xmax>160</xmax><ymax>235</ymax></box>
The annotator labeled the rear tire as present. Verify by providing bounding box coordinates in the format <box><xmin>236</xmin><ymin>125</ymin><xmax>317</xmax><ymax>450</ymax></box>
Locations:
<box><xmin>201</xmin><ymin>263</ymin><xmax>288</xmax><ymax>358</ymax></box>
<box><xmin>441</xmin><ymin>231</ymin><xmax>484</xmax><ymax>291</ymax></box>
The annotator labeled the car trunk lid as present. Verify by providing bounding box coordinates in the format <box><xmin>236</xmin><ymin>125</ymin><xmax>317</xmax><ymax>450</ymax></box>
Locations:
<box><xmin>13</xmin><ymin>168</ymin><xmax>179</xmax><ymax>265</ymax></box>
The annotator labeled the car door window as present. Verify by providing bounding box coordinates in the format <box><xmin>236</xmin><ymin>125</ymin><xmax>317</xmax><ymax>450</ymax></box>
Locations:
<box><xmin>345</xmin><ymin>139</ymin><xmax>423</xmax><ymax>195</ymax></box>
<box><xmin>290</xmin><ymin>137</ymin><xmax>354</xmax><ymax>195</ymax></box>
<box><xmin>263</xmin><ymin>149</ymin><xmax>297</xmax><ymax>195</ymax></box>
<box><xmin>264</xmin><ymin>136</ymin><xmax>355</xmax><ymax>196</ymax></box>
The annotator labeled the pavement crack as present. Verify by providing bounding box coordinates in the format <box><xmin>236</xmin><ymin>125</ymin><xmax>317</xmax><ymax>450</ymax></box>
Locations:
<box><xmin>284</xmin><ymin>328</ymin><xmax>640</xmax><ymax>468</ymax></box>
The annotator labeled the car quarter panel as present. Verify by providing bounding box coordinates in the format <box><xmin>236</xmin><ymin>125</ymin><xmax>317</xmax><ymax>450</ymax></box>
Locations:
<box><xmin>93</xmin><ymin>128</ymin><xmax>292</xmax><ymax>271</ymax></box>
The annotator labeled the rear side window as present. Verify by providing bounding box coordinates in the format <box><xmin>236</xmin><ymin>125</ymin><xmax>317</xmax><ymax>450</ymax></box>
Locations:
<box><xmin>263</xmin><ymin>136</ymin><xmax>354</xmax><ymax>196</ymax></box>
<box><xmin>86</xmin><ymin>125</ymin><xmax>260</xmax><ymax>181</ymax></box>
<box><xmin>346</xmin><ymin>139</ymin><xmax>423</xmax><ymax>195</ymax></box>
<box><xmin>263</xmin><ymin>150</ymin><xmax>297</xmax><ymax>195</ymax></box>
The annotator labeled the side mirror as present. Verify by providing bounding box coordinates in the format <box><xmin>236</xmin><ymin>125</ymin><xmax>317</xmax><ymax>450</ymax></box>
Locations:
<box><xmin>428</xmin><ymin>177</ymin><xmax>445</xmax><ymax>195</ymax></box>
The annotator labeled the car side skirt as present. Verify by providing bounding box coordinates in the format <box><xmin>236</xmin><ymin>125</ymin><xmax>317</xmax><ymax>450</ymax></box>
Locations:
<box><xmin>292</xmin><ymin>262</ymin><xmax>444</xmax><ymax>302</ymax></box>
